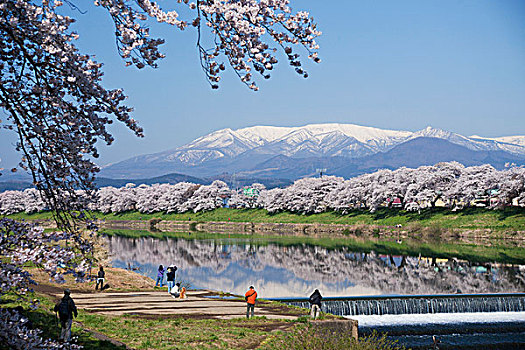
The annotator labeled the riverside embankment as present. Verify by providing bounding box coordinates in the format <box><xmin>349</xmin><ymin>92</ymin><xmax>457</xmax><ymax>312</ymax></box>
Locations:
<box><xmin>22</xmin><ymin>215</ymin><xmax>525</xmax><ymax>243</ymax></box>
<box><xmin>11</xmin><ymin>207</ymin><xmax>525</xmax><ymax>240</ymax></box>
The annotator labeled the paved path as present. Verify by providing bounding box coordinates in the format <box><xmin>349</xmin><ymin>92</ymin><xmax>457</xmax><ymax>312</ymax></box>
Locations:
<box><xmin>58</xmin><ymin>290</ymin><xmax>301</xmax><ymax>320</ymax></box>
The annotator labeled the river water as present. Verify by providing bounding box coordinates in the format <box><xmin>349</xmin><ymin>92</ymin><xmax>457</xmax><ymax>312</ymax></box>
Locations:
<box><xmin>106</xmin><ymin>234</ymin><xmax>525</xmax><ymax>298</ymax></box>
<box><xmin>106</xmin><ymin>233</ymin><xmax>525</xmax><ymax>349</ymax></box>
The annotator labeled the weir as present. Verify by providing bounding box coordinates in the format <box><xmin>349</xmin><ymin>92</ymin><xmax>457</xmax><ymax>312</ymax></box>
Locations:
<box><xmin>271</xmin><ymin>293</ymin><xmax>525</xmax><ymax>316</ymax></box>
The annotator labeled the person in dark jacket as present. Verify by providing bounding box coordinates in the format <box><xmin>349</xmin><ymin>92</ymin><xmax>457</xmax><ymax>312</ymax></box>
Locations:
<box><xmin>166</xmin><ymin>265</ymin><xmax>177</xmax><ymax>293</ymax></box>
<box><xmin>95</xmin><ymin>266</ymin><xmax>105</xmax><ymax>290</ymax></box>
<box><xmin>53</xmin><ymin>289</ymin><xmax>78</xmax><ymax>342</ymax></box>
<box><xmin>309</xmin><ymin>289</ymin><xmax>322</xmax><ymax>319</ymax></box>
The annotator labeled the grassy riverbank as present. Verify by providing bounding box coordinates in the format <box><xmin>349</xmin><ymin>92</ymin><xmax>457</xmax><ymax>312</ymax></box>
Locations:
<box><xmin>0</xmin><ymin>269</ymin><xmax>400</xmax><ymax>350</ymax></box>
<box><xmin>8</xmin><ymin>207</ymin><xmax>525</xmax><ymax>232</ymax></box>
<box><xmin>1</xmin><ymin>295</ymin><xmax>395</xmax><ymax>350</ymax></box>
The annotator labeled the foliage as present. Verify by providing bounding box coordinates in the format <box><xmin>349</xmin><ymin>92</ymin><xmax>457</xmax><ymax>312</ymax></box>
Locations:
<box><xmin>0</xmin><ymin>218</ymin><xmax>90</xmax><ymax>295</ymax></box>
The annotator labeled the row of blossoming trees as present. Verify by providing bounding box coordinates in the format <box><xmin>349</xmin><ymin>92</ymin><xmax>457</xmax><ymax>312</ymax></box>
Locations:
<box><xmin>2</xmin><ymin>162</ymin><xmax>524</xmax><ymax>216</ymax></box>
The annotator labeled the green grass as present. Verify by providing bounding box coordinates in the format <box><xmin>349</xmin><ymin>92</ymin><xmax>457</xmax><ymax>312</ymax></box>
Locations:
<box><xmin>0</xmin><ymin>292</ymin><xmax>279</xmax><ymax>349</ymax></box>
<box><xmin>1</xmin><ymin>292</ymin><xmax>315</xmax><ymax>350</ymax></box>
<box><xmin>9</xmin><ymin>207</ymin><xmax>525</xmax><ymax>231</ymax></box>
<box><xmin>78</xmin><ymin>314</ymin><xmax>280</xmax><ymax>349</ymax></box>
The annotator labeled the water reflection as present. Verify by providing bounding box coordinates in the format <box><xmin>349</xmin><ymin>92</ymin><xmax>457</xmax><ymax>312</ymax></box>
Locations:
<box><xmin>107</xmin><ymin>235</ymin><xmax>525</xmax><ymax>298</ymax></box>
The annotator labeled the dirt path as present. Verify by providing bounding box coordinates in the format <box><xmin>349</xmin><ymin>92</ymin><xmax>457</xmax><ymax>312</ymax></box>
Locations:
<box><xmin>52</xmin><ymin>290</ymin><xmax>302</xmax><ymax>320</ymax></box>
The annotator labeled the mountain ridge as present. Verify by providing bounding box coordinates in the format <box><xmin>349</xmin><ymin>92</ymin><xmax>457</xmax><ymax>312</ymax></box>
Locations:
<box><xmin>98</xmin><ymin>123</ymin><xmax>525</xmax><ymax>179</ymax></box>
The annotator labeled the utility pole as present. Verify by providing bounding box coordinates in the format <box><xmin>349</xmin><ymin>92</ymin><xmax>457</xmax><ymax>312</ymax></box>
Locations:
<box><xmin>315</xmin><ymin>168</ymin><xmax>327</xmax><ymax>178</ymax></box>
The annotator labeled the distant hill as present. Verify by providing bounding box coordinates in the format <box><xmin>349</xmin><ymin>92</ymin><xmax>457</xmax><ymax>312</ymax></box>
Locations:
<box><xmin>94</xmin><ymin>173</ymin><xmax>206</xmax><ymax>187</ymax></box>
<box><xmin>211</xmin><ymin>137</ymin><xmax>525</xmax><ymax>179</ymax></box>
<box><xmin>334</xmin><ymin>137</ymin><xmax>525</xmax><ymax>177</ymax></box>
<box><xmin>0</xmin><ymin>181</ymin><xmax>33</xmax><ymax>192</ymax></box>
<box><xmin>95</xmin><ymin>172</ymin><xmax>292</xmax><ymax>189</ymax></box>
<box><xmin>0</xmin><ymin>172</ymin><xmax>292</xmax><ymax>191</ymax></box>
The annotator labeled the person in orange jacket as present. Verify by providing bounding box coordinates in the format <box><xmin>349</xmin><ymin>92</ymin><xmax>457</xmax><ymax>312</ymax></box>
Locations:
<box><xmin>245</xmin><ymin>286</ymin><xmax>257</xmax><ymax>319</ymax></box>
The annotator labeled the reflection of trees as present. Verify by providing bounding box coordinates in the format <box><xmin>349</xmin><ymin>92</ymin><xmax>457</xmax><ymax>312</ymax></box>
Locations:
<box><xmin>107</xmin><ymin>236</ymin><xmax>525</xmax><ymax>295</ymax></box>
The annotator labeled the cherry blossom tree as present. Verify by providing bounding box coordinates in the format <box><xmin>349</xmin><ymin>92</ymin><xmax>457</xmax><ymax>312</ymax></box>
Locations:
<box><xmin>499</xmin><ymin>167</ymin><xmax>525</xmax><ymax>207</ymax></box>
<box><xmin>228</xmin><ymin>183</ymin><xmax>266</xmax><ymax>209</ymax></box>
<box><xmin>21</xmin><ymin>188</ymin><xmax>47</xmax><ymax>214</ymax></box>
<box><xmin>0</xmin><ymin>190</ymin><xmax>26</xmax><ymax>215</ymax></box>
<box><xmin>444</xmin><ymin>164</ymin><xmax>497</xmax><ymax>206</ymax></box>
<box><xmin>257</xmin><ymin>186</ymin><xmax>285</xmax><ymax>213</ymax></box>
<box><xmin>278</xmin><ymin>176</ymin><xmax>342</xmax><ymax>214</ymax></box>
<box><xmin>179</xmin><ymin>180</ymin><xmax>230</xmax><ymax>212</ymax></box>
<box><xmin>162</xmin><ymin>182</ymin><xmax>201</xmax><ymax>213</ymax></box>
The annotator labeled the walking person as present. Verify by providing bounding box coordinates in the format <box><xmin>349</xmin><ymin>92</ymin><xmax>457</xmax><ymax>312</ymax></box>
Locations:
<box><xmin>245</xmin><ymin>286</ymin><xmax>257</xmax><ymax>319</ymax></box>
<box><xmin>95</xmin><ymin>266</ymin><xmax>105</xmax><ymax>291</ymax></box>
<box><xmin>309</xmin><ymin>289</ymin><xmax>322</xmax><ymax>319</ymax></box>
<box><xmin>166</xmin><ymin>265</ymin><xmax>177</xmax><ymax>293</ymax></box>
<box><xmin>54</xmin><ymin>289</ymin><xmax>78</xmax><ymax>343</ymax></box>
<box><xmin>155</xmin><ymin>264</ymin><xmax>165</xmax><ymax>288</ymax></box>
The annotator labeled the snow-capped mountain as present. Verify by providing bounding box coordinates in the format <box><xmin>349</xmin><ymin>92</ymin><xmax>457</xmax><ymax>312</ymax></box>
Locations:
<box><xmin>492</xmin><ymin>135</ymin><xmax>525</xmax><ymax>147</ymax></box>
<box><xmin>100</xmin><ymin>123</ymin><xmax>525</xmax><ymax>179</ymax></box>
<box><xmin>137</xmin><ymin>123</ymin><xmax>414</xmax><ymax>166</ymax></box>
<box><xmin>409</xmin><ymin>126</ymin><xmax>525</xmax><ymax>155</ymax></box>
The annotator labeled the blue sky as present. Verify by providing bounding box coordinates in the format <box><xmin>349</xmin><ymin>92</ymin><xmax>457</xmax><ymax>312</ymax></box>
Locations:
<box><xmin>1</xmin><ymin>0</ymin><xmax>524</xmax><ymax>169</ymax></box>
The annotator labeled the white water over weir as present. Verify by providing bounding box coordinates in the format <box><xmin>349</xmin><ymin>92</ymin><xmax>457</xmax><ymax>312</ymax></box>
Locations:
<box><xmin>271</xmin><ymin>293</ymin><xmax>525</xmax><ymax>316</ymax></box>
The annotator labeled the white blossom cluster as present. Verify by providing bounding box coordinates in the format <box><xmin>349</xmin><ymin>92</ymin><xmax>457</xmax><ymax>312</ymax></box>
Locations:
<box><xmin>0</xmin><ymin>219</ymin><xmax>89</xmax><ymax>294</ymax></box>
<box><xmin>195</xmin><ymin>0</ymin><xmax>321</xmax><ymax>90</ymax></box>
<box><xmin>90</xmin><ymin>180</ymin><xmax>230</xmax><ymax>214</ymax></box>
<box><xmin>2</xmin><ymin>163</ymin><xmax>524</xmax><ymax>216</ymax></box>
<box><xmin>280</xmin><ymin>163</ymin><xmax>525</xmax><ymax>213</ymax></box>
<box><xmin>94</xmin><ymin>0</ymin><xmax>321</xmax><ymax>89</ymax></box>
